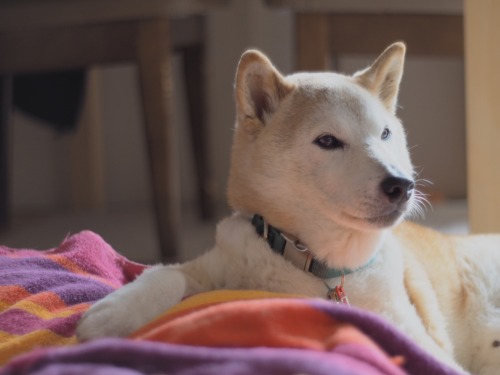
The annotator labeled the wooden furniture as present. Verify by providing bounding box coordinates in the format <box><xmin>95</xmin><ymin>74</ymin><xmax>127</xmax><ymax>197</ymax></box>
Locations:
<box><xmin>266</xmin><ymin>0</ymin><xmax>463</xmax><ymax>71</ymax></box>
<box><xmin>0</xmin><ymin>0</ymin><xmax>228</xmax><ymax>260</ymax></box>
<box><xmin>464</xmin><ymin>0</ymin><xmax>500</xmax><ymax>233</ymax></box>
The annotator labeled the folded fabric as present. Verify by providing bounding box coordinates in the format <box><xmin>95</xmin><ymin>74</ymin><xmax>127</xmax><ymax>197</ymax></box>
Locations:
<box><xmin>0</xmin><ymin>234</ymin><xmax>462</xmax><ymax>375</ymax></box>
<box><xmin>0</xmin><ymin>337</ymin><xmax>403</xmax><ymax>375</ymax></box>
<box><xmin>1</xmin><ymin>289</ymin><xmax>463</xmax><ymax>375</ymax></box>
<box><xmin>131</xmin><ymin>290</ymin><xmax>461</xmax><ymax>375</ymax></box>
<box><xmin>0</xmin><ymin>231</ymin><xmax>146</xmax><ymax>365</ymax></box>
<box><xmin>3</xmin><ymin>290</ymin><xmax>407</xmax><ymax>375</ymax></box>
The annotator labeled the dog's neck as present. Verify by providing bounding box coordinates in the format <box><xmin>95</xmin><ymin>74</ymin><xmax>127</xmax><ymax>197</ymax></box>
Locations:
<box><xmin>299</xmin><ymin>217</ymin><xmax>386</xmax><ymax>271</ymax></box>
<box><xmin>251</xmin><ymin>214</ymin><xmax>380</xmax><ymax>278</ymax></box>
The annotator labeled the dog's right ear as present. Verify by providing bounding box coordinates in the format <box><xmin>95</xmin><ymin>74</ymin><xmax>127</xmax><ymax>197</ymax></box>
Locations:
<box><xmin>354</xmin><ymin>42</ymin><xmax>406</xmax><ymax>114</ymax></box>
<box><xmin>235</xmin><ymin>50</ymin><xmax>294</xmax><ymax>134</ymax></box>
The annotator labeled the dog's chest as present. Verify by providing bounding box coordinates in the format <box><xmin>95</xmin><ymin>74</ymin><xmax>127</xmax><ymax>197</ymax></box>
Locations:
<box><xmin>326</xmin><ymin>242</ymin><xmax>405</xmax><ymax>310</ymax></box>
<box><xmin>214</xmin><ymin>215</ymin><xmax>404</xmax><ymax>304</ymax></box>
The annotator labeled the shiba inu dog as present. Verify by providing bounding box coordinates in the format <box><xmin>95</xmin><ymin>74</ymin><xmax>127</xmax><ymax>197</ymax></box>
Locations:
<box><xmin>77</xmin><ymin>43</ymin><xmax>500</xmax><ymax>374</ymax></box>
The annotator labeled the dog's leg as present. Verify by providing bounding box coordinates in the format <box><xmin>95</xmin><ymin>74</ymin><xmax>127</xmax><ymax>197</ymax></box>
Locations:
<box><xmin>407</xmin><ymin>320</ymin><xmax>467</xmax><ymax>373</ymax></box>
<box><xmin>454</xmin><ymin>248</ymin><xmax>500</xmax><ymax>374</ymax></box>
<box><xmin>76</xmin><ymin>264</ymin><xmax>203</xmax><ymax>340</ymax></box>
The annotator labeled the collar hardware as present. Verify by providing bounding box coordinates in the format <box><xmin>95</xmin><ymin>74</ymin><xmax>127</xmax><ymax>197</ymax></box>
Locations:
<box><xmin>326</xmin><ymin>275</ymin><xmax>350</xmax><ymax>305</ymax></box>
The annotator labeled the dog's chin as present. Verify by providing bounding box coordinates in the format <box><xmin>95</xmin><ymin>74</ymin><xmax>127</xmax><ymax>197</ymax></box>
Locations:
<box><xmin>342</xmin><ymin>208</ymin><xmax>406</xmax><ymax>231</ymax></box>
<box><xmin>365</xmin><ymin>210</ymin><xmax>405</xmax><ymax>228</ymax></box>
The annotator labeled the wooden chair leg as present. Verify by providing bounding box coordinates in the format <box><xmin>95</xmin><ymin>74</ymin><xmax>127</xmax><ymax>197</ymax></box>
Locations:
<box><xmin>296</xmin><ymin>14</ymin><xmax>330</xmax><ymax>71</ymax></box>
<box><xmin>180</xmin><ymin>43</ymin><xmax>214</xmax><ymax>220</ymax></box>
<box><xmin>136</xmin><ymin>20</ymin><xmax>180</xmax><ymax>261</ymax></box>
<box><xmin>0</xmin><ymin>76</ymin><xmax>12</xmax><ymax>230</ymax></box>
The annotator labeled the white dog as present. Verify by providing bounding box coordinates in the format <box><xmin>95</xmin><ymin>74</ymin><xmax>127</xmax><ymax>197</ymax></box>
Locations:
<box><xmin>77</xmin><ymin>42</ymin><xmax>500</xmax><ymax>374</ymax></box>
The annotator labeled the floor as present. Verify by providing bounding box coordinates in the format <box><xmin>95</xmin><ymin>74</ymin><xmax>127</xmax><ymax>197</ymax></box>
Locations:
<box><xmin>0</xmin><ymin>203</ymin><xmax>229</xmax><ymax>264</ymax></box>
<box><xmin>0</xmin><ymin>200</ymin><xmax>468</xmax><ymax>265</ymax></box>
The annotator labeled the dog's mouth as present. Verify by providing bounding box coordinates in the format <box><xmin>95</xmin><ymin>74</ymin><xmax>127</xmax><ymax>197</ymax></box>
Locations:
<box><xmin>343</xmin><ymin>204</ymin><xmax>409</xmax><ymax>230</ymax></box>
<box><xmin>365</xmin><ymin>209</ymin><xmax>405</xmax><ymax>227</ymax></box>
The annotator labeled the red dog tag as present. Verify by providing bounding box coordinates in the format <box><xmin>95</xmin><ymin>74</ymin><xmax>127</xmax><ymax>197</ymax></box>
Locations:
<box><xmin>327</xmin><ymin>275</ymin><xmax>350</xmax><ymax>305</ymax></box>
<box><xmin>333</xmin><ymin>284</ymin><xmax>349</xmax><ymax>305</ymax></box>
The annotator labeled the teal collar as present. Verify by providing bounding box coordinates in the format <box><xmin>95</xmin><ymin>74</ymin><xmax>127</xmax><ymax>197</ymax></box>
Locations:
<box><xmin>251</xmin><ymin>214</ymin><xmax>372</xmax><ymax>279</ymax></box>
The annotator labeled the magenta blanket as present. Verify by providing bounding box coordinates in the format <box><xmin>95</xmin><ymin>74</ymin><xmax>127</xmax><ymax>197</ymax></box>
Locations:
<box><xmin>0</xmin><ymin>230</ymin><xmax>146</xmax><ymax>363</ymax></box>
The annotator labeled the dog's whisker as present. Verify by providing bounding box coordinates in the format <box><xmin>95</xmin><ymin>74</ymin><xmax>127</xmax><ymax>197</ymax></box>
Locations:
<box><xmin>414</xmin><ymin>178</ymin><xmax>433</xmax><ymax>188</ymax></box>
<box><xmin>414</xmin><ymin>190</ymin><xmax>432</xmax><ymax>205</ymax></box>
<box><xmin>415</xmin><ymin>192</ymin><xmax>432</xmax><ymax>211</ymax></box>
<box><xmin>412</xmin><ymin>166</ymin><xmax>425</xmax><ymax>178</ymax></box>
<box><xmin>405</xmin><ymin>189</ymin><xmax>432</xmax><ymax>220</ymax></box>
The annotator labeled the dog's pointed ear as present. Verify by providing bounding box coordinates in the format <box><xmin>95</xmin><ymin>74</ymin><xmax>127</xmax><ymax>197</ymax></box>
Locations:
<box><xmin>235</xmin><ymin>50</ymin><xmax>294</xmax><ymax>133</ymax></box>
<box><xmin>354</xmin><ymin>42</ymin><xmax>406</xmax><ymax>114</ymax></box>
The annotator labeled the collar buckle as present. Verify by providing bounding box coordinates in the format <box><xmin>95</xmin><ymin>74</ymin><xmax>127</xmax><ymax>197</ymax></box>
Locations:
<box><xmin>252</xmin><ymin>214</ymin><xmax>353</xmax><ymax>279</ymax></box>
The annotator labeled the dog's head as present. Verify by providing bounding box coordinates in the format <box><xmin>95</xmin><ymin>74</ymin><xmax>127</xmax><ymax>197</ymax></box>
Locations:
<box><xmin>228</xmin><ymin>43</ymin><xmax>418</xmax><ymax>267</ymax></box>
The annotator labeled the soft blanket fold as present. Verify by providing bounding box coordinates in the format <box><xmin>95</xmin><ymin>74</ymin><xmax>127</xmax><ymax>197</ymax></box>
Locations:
<box><xmin>0</xmin><ymin>231</ymin><xmax>462</xmax><ymax>375</ymax></box>
<box><xmin>0</xmin><ymin>231</ymin><xmax>146</xmax><ymax>364</ymax></box>
<box><xmin>2</xmin><ymin>338</ymin><xmax>403</xmax><ymax>375</ymax></box>
<box><xmin>129</xmin><ymin>290</ymin><xmax>460</xmax><ymax>375</ymax></box>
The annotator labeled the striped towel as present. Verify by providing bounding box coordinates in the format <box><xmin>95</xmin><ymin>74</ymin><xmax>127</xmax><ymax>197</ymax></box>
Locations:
<box><xmin>0</xmin><ymin>230</ymin><xmax>146</xmax><ymax>365</ymax></box>
<box><xmin>1</xmin><ymin>290</ymin><xmax>462</xmax><ymax>375</ymax></box>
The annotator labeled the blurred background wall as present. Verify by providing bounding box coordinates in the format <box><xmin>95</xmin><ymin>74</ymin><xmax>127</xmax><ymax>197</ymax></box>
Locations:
<box><xmin>2</xmin><ymin>0</ymin><xmax>466</xmax><ymax>261</ymax></box>
<box><xmin>9</xmin><ymin>0</ymin><xmax>466</xmax><ymax>213</ymax></box>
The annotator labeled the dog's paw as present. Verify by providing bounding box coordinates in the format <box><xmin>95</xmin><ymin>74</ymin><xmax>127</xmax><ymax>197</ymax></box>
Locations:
<box><xmin>76</xmin><ymin>285</ymin><xmax>150</xmax><ymax>341</ymax></box>
<box><xmin>76</xmin><ymin>264</ymin><xmax>195</xmax><ymax>342</ymax></box>
<box><xmin>76</xmin><ymin>266</ymin><xmax>189</xmax><ymax>341</ymax></box>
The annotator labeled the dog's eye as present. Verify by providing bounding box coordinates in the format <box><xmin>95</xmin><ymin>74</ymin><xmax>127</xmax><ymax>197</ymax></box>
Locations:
<box><xmin>381</xmin><ymin>128</ymin><xmax>391</xmax><ymax>140</ymax></box>
<box><xmin>314</xmin><ymin>134</ymin><xmax>344</xmax><ymax>150</ymax></box>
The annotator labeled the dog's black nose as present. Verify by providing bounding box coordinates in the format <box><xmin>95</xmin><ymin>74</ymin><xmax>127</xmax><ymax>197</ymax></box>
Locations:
<box><xmin>380</xmin><ymin>176</ymin><xmax>414</xmax><ymax>203</ymax></box>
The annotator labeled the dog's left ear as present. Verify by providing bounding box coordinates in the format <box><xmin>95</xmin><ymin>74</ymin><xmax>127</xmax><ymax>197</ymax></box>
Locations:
<box><xmin>354</xmin><ymin>42</ymin><xmax>406</xmax><ymax>114</ymax></box>
<box><xmin>235</xmin><ymin>50</ymin><xmax>294</xmax><ymax>133</ymax></box>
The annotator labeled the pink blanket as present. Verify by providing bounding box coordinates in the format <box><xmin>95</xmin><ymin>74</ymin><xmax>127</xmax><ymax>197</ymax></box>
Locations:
<box><xmin>0</xmin><ymin>230</ymin><xmax>146</xmax><ymax>364</ymax></box>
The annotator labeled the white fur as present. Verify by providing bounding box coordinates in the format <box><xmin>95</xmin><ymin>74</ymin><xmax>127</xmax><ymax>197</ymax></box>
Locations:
<box><xmin>77</xmin><ymin>44</ymin><xmax>500</xmax><ymax>375</ymax></box>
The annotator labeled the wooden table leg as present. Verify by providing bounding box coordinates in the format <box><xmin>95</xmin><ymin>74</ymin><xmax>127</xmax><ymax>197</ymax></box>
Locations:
<box><xmin>465</xmin><ymin>0</ymin><xmax>500</xmax><ymax>233</ymax></box>
<box><xmin>69</xmin><ymin>68</ymin><xmax>106</xmax><ymax>212</ymax></box>
<box><xmin>136</xmin><ymin>19</ymin><xmax>180</xmax><ymax>261</ymax></box>
<box><xmin>295</xmin><ymin>13</ymin><xmax>330</xmax><ymax>71</ymax></box>
<box><xmin>181</xmin><ymin>42</ymin><xmax>214</xmax><ymax>220</ymax></box>
<box><xmin>0</xmin><ymin>76</ymin><xmax>12</xmax><ymax>230</ymax></box>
